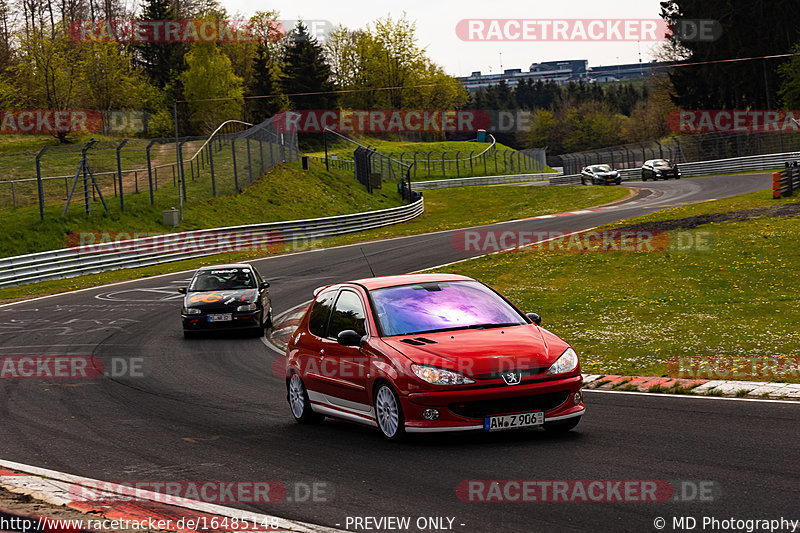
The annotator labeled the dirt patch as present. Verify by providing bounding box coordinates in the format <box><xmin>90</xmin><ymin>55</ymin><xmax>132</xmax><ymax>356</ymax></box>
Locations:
<box><xmin>614</xmin><ymin>201</ymin><xmax>800</xmax><ymax>233</ymax></box>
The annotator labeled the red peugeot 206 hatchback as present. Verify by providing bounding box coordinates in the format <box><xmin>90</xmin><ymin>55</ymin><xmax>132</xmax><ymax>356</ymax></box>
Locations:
<box><xmin>285</xmin><ymin>273</ymin><xmax>584</xmax><ymax>440</ymax></box>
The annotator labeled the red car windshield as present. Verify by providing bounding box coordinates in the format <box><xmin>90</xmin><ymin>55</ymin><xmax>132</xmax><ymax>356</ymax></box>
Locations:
<box><xmin>369</xmin><ymin>280</ymin><xmax>526</xmax><ymax>336</ymax></box>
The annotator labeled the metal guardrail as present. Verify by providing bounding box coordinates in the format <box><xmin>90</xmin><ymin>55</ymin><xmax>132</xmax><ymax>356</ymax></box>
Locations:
<box><xmin>551</xmin><ymin>151</ymin><xmax>798</xmax><ymax>185</ymax></box>
<box><xmin>0</xmin><ymin>198</ymin><xmax>424</xmax><ymax>288</ymax></box>
<box><xmin>411</xmin><ymin>172</ymin><xmax>560</xmax><ymax>190</ymax></box>
<box><xmin>773</xmin><ymin>164</ymin><xmax>800</xmax><ymax>198</ymax></box>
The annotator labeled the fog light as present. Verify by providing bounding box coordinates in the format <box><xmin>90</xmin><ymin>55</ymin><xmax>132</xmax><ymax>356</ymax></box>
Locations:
<box><xmin>422</xmin><ymin>409</ymin><xmax>440</xmax><ymax>421</ymax></box>
<box><xmin>574</xmin><ymin>391</ymin><xmax>582</xmax><ymax>405</ymax></box>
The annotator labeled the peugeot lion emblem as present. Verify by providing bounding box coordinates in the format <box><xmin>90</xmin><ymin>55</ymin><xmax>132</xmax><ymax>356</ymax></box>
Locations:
<box><xmin>502</xmin><ymin>371</ymin><xmax>522</xmax><ymax>385</ymax></box>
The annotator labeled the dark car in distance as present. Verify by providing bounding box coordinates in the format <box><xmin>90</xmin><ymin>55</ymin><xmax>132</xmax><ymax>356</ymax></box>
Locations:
<box><xmin>641</xmin><ymin>159</ymin><xmax>681</xmax><ymax>180</ymax></box>
<box><xmin>581</xmin><ymin>164</ymin><xmax>621</xmax><ymax>185</ymax></box>
<box><xmin>179</xmin><ymin>264</ymin><xmax>272</xmax><ymax>338</ymax></box>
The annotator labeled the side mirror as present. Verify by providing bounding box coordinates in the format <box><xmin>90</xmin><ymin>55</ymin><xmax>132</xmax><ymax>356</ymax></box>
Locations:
<box><xmin>178</xmin><ymin>287</ymin><xmax>187</xmax><ymax>294</ymax></box>
<box><xmin>526</xmin><ymin>312</ymin><xmax>542</xmax><ymax>326</ymax></box>
<box><xmin>260</xmin><ymin>281</ymin><xmax>270</xmax><ymax>289</ymax></box>
<box><xmin>337</xmin><ymin>330</ymin><xmax>364</xmax><ymax>347</ymax></box>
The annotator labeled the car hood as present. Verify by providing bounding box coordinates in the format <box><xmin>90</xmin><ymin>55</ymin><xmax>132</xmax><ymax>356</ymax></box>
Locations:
<box><xmin>382</xmin><ymin>325</ymin><xmax>570</xmax><ymax>377</ymax></box>
<box><xmin>184</xmin><ymin>289</ymin><xmax>258</xmax><ymax>310</ymax></box>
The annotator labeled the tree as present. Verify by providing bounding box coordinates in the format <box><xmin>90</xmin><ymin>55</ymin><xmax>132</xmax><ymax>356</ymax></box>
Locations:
<box><xmin>14</xmin><ymin>30</ymin><xmax>84</xmax><ymax>142</ymax></box>
<box><xmin>778</xmin><ymin>42</ymin><xmax>800</xmax><ymax>108</ymax></box>
<box><xmin>134</xmin><ymin>0</ymin><xmax>186</xmax><ymax>89</ymax></box>
<box><xmin>660</xmin><ymin>0</ymin><xmax>800</xmax><ymax>109</ymax></box>
<box><xmin>179</xmin><ymin>41</ymin><xmax>243</xmax><ymax>133</ymax></box>
<box><xmin>280</xmin><ymin>21</ymin><xmax>334</xmax><ymax>110</ymax></box>
<box><xmin>82</xmin><ymin>41</ymin><xmax>147</xmax><ymax>123</ymax></box>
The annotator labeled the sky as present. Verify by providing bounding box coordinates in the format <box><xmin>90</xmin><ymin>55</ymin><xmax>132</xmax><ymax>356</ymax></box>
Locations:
<box><xmin>222</xmin><ymin>0</ymin><xmax>667</xmax><ymax>77</ymax></box>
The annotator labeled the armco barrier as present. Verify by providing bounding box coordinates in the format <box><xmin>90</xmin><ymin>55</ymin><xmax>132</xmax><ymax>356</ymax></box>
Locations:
<box><xmin>551</xmin><ymin>151</ymin><xmax>798</xmax><ymax>185</ymax></box>
<box><xmin>411</xmin><ymin>172</ymin><xmax>559</xmax><ymax>190</ymax></box>
<box><xmin>0</xmin><ymin>198</ymin><xmax>424</xmax><ymax>288</ymax></box>
<box><xmin>773</xmin><ymin>166</ymin><xmax>800</xmax><ymax>198</ymax></box>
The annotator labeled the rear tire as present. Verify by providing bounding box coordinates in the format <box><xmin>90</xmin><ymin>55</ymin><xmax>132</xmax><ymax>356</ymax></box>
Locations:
<box><xmin>375</xmin><ymin>383</ymin><xmax>406</xmax><ymax>441</ymax></box>
<box><xmin>543</xmin><ymin>417</ymin><xmax>581</xmax><ymax>433</ymax></box>
<box><xmin>288</xmin><ymin>373</ymin><xmax>324</xmax><ymax>424</ymax></box>
<box><xmin>183</xmin><ymin>330</ymin><xmax>196</xmax><ymax>339</ymax></box>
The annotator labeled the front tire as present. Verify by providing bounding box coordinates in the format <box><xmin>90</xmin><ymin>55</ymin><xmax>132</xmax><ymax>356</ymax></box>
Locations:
<box><xmin>375</xmin><ymin>383</ymin><xmax>405</xmax><ymax>441</ymax></box>
<box><xmin>543</xmin><ymin>416</ymin><xmax>580</xmax><ymax>433</ymax></box>
<box><xmin>288</xmin><ymin>374</ymin><xmax>324</xmax><ymax>424</ymax></box>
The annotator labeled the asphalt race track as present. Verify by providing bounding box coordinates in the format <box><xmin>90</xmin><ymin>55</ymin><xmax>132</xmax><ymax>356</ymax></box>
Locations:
<box><xmin>1</xmin><ymin>173</ymin><xmax>798</xmax><ymax>532</ymax></box>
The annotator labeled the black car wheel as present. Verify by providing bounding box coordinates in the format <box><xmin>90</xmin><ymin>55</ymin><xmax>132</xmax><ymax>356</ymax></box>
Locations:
<box><xmin>183</xmin><ymin>329</ymin><xmax>196</xmax><ymax>339</ymax></box>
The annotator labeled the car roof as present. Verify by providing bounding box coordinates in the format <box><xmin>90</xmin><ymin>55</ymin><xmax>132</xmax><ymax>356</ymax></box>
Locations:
<box><xmin>339</xmin><ymin>273</ymin><xmax>475</xmax><ymax>291</ymax></box>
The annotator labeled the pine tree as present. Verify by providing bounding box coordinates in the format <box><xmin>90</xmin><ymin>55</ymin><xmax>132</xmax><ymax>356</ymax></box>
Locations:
<box><xmin>134</xmin><ymin>0</ymin><xmax>187</xmax><ymax>89</ymax></box>
<box><xmin>280</xmin><ymin>21</ymin><xmax>335</xmax><ymax>110</ymax></box>
<box><xmin>247</xmin><ymin>42</ymin><xmax>284</xmax><ymax>120</ymax></box>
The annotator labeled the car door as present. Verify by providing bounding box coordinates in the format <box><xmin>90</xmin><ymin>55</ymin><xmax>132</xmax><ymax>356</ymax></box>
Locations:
<box><xmin>317</xmin><ymin>289</ymin><xmax>372</xmax><ymax>412</ymax></box>
<box><xmin>300</xmin><ymin>290</ymin><xmax>337</xmax><ymax>396</ymax></box>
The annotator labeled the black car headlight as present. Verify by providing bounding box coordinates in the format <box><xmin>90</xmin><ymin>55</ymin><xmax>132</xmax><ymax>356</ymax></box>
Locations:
<box><xmin>237</xmin><ymin>303</ymin><xmax>258</xmax><ymax>312</ymax></box>
<box><xmin>185</xmin><ymin>308</ymin><xmax>201</xmax><ymax>315</ymax></box>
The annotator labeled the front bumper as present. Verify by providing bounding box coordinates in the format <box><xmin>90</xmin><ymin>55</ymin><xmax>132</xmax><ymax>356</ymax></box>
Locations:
<box><xmin>182</xmin><ymin>309</ymin><xmax>262</xmax><ymax>330</ymax></box>
<box><xmin>401</xmin><ymin>374</ymin><xmax>584</xmax><ymax>432</ymax></box>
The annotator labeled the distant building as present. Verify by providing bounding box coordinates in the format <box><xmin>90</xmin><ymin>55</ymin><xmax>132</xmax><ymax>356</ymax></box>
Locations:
<box><xmin>458</xmin><ymin>59</ymin><xmax>665</xmax><ymax>92</ymax></box>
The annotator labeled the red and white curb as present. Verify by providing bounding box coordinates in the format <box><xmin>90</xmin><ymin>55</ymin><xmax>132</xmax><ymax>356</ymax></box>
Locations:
<box><xmin>0</xmin><ymin>460</ymin><xmax>342</xmax><ymax>533</ymax></box>
<box><xmin>583</xmin><ymin>374</ymin><xmax>800</xmax><ymax>399</ymax></box>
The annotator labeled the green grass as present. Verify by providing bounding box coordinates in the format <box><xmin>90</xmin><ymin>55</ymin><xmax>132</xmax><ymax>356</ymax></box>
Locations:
<box><xmin>0</xmin><ymin>159</ymin><xmax>403</xmax><ymax>257</ymax></box>
<box><xmin>0</xmin><ymin>183</ymin><xmax>628</xmax><ymax>302</ymax></box>
<box><xmin>427</xmin><ymin>189</ymin><xmax>800</xmax><ymax>383</ymax></box>
<box><xmin>309</xmin><ymin>137</ymin><xmax>552</xmax><ymax>181</ymax></box>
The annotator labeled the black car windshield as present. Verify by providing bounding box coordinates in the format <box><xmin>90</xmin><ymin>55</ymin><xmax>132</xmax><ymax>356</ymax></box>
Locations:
<box><xmin>653</xmin><ymin>159</ymin><xmax>671</xmax><ymax>167</ymax></box>
<box><xmin>592</xmin><ymin>165</ymin><xmax>612</xmax><ymax>172</ymax></box>
<box><xmin>370</xmin><ymin>280</ymin><xmax>526</xmax><ymax>336</ymax></box>
<box><xmin>190</xmin><ymin>268</ymin><xmax>256</xmax><ymax>291</ymax></box>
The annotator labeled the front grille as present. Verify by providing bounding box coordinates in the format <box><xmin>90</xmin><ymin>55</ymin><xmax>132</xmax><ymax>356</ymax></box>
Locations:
<box><xmin>475</xmin><ymin>367</ymin><xmax>548</xmax><ymax>380</ymax></box>
<box><xmin>449</xmin><ymin>391</ymin><xmax>570</xmax><ymax>419</ymax></box>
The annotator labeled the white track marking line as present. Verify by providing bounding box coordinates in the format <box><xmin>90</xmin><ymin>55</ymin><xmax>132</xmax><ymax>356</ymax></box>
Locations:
<box><xmin>0</xmin><ymin>459</ymin><xmax>342</xmax><ymax>533</ymax></box>
<box><xmin>584</xmin><ymin>389</ymin><xmax>800</xmax><ymax>405</ymax></box>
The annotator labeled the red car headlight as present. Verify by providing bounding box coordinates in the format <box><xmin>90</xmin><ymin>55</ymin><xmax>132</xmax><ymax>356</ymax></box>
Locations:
<box><xmin>411</xmin><ymin>364</ymin><xmax>475</xmax><ymax>385</ymax></box>
<box><xmin>546</xmin><ymin>347</ymin><xmax>579</xmax><ymax>375</ymax></box>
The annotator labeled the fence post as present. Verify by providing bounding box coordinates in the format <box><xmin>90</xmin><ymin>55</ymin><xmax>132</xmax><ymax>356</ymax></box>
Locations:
<box><xmin>146</xmin><ymin>140</ymin><xmax>157</xmax><ymax>205</ymax></box>
<box><xmin>178</xmin><ymin>141</ymin><xmax>187</xmax><ymax>201</ymax></box>
<box><xmin>455</xmin><ymin>151</ymin><xmax>460</xmax><ymax>178</ymax></box>
<box><xmin>35</xmin><ymin>146</ymin><xmax>48</xmax><ymax>220</ymax></box>
<box><xmin>246</xmin><ymin>136</ymin><xmax>253</xmax><ymax>183</ymax></box>
<box><xmin>426</xmin><ymin>152</ymin><xmax>431</xmax><ymax>178</ymax></box>
<box><xmin>209</xmin><ymin>145</ymin><xmax>216</xmax><ymax>197</ymax></box>
<box><xmin>259</xmin><ymin>138</ymin><xmax>265</xmax><ymax>174</ymax></box>
<box><xmin>116</xmin><ymin>139</ymin><xmax>129</xmax><ymax>211</ymax></box>
<box><xmin>231</xmin><ymin>138</ymin><xmax>240</xmax><ymax>192</ymax></box>
<box><xmin>469</xmin><ymin>151</ymin><xmax>474</xmax><ymax>176</ymax></box>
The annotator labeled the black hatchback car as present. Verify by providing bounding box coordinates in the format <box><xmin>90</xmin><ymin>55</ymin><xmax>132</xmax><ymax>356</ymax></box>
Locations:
<box><xmin>641</xmin><ymin>159</ymin><xmax>681</xmax><ymax>180</ymax></box>
<box><xmin>179</xmin><ymin>264</ymin><xmax>272</xmax><ymax>338</ymax></box>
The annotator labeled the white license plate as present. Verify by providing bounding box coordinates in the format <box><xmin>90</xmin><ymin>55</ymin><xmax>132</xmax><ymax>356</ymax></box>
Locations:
<box><xmin>484</xmin><ymin>412</ymin><xmax>544</xmax><ymax>431</ymax></box>
<box><xmin>207</xmin><ymin>313</ymin><xmax>232</xmax><ymax>322</ymax></box>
